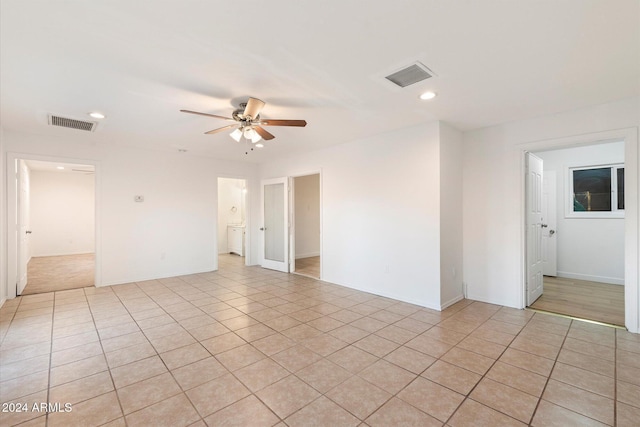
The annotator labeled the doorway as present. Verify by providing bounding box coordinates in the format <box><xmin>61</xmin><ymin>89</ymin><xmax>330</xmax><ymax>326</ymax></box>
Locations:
<box><xmin>292</xmin><ymin>174</ymin><xmax>321</xmax><ymax>279</ymax></box>
<box><xmin>259</xmin><ymin>172</ymin><xmax>322</xmax><ymax>277</ymax></box>
<box><xmin>217</xmin><ymin>177</ymin><xmax>247</xmax><ymax>266</ymax></box>
<box><xmin>525</xmin><ymin>141</ymin><xmax>626</xmax><ymax>326</ymax></box>
<box><xmin>15</xmin><ymin>159</ymin><xmax>96</xmax><ymax>295</ymax></box>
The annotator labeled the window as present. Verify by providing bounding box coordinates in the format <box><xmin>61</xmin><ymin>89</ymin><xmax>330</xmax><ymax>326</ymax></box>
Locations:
<box><xmin>568</xmin><ymin>164</ymin><xmax>624</xmax><ymax>217</ymax></box>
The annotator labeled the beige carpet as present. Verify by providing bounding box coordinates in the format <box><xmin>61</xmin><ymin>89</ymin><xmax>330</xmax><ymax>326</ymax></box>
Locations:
<box><xmin>22</xmin><ymin>253</ymin><xmax>95</xmax><ymax>295</ymax></box>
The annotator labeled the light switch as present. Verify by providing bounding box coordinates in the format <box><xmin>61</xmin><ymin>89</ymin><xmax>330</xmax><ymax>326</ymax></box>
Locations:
<box><xmin>134</xmin><ymin>195</ymin><xmax>144</xmax><ymax>202</ymax></box>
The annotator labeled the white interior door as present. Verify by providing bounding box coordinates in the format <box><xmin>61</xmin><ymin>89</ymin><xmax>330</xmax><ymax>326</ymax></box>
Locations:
<box><xmin>261</xmin><ymin>177</ymin><xmax>289</xmax><ymax>272</ymax></box>
<box><xmin>526</xmin><ymin>153</ymin><xmax>544</xmax><ymax>305</ymax></box>
<box><xmin>17</xmin><ymin>160</ymin><xmax>31</xmax><ymax>295</ymax></box>
<box><xmin>542</xmin><ymin>170</ymin><xmax>557</xmax><ymax>276</ymax></box>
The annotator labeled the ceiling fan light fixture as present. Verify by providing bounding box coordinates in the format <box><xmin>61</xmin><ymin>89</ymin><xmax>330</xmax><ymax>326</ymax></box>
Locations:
<box><xmin>244</xmin><ymin>127</ymin><xmax>262</xmax><ymax>143</ymax></box>
<box><xmin>230</xmin><ymin>128</ymin><xmax>242</xmax><ymax>142</ymax></box>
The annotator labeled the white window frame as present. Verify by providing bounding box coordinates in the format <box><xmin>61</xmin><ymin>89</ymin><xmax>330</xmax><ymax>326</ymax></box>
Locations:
<box><xmin>566</xmin><ymin>163</ymin><xmax>625</xmax><ymax>218</ymax></box>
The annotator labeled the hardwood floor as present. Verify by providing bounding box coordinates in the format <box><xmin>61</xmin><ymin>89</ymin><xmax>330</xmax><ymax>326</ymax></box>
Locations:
<box><xmin>22</xmin><ymin>253</ymin><xmax>95</xmax><ymax>295</ymax></box>
<box><xmin>530</xmin><ymin>276</ymin><xmax>624</xmax><ymax>326</ymax></box>
<box><xmin>295</xmin><ymin>256</ymin><xmax>320</xmax><ymax>279</ymax></box>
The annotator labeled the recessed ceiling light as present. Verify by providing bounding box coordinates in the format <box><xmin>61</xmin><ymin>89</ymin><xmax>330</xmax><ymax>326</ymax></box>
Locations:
<box><xmin>88</xmin><ymin>112</ymin><xmax>106</xmax><ymax>119</ymax></box>
<box><xmin>255</xmin><ymin>143</ymin><xmax>264</xmax><ymax>148</ymax></box>
<box><xmin>419</xmin><ymin>91</ymin><xmax>437</xmax><ymax>100</ymax></box>
<box><xmin>56</xmin><ymin>166</ymin><xmax>65</xmax><ymax>170</ymax></box>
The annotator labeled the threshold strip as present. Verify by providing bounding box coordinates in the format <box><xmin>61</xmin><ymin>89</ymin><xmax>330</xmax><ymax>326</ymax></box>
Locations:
<box><xmin>525</xmin><ymin>307</ymin><xmax>626</xmax><ymax>330</ymax></box>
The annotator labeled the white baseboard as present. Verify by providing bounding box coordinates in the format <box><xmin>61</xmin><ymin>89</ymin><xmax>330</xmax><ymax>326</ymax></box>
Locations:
<box><xmin>320</xmin><ymin>275</ymin><xmax>441</xmax><ymax>311</ymax></box>
<box><xmin>556</xmin><ymin>271</ymin><xmax>624</xmax><ymax>286</ymax></box>
<box><xmin>33</xmin><ymin>251</ymin><xmax>95</xmax><ymax>258</ymax></box>
<box><xmin>440</xmin><ymin>294</ymin><xmax>464</xmax><ymax>310</ymax></box>
<box><xmin>0</xmin><ymin>298</ymin><xmax>5</xmax><ymax>309</ymax></box>
<box><xmin>295</xmin><ymin>252</ymin><xmax>320</xmax><ymax>260</ymax></box>
<box><xmin>466</xmin><ymin>292</ymin><xmax>522</xmax><ymax>310</ymax></box>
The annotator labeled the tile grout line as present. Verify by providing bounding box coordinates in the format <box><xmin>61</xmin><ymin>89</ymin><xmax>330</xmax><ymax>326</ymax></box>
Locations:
<box><xmin>614</xmin><ymin>330</ymin><xmax>617</xmax><ymax>427</ymax></box>
<box><xmin>83</xmin><ymin>291</ymin><xmax>128</xmax><ymax>426</ymax></box>
<box><xmin>440</xmin><ymin>304</ymin><xmax>535</xmax><ymax>426</ymax></box>
<box><xmin>113</xmin><ymin>273</ymin><xmax>313</xmax><ymax>424</ymax></box>
<box><xmin>525</xmin><ymin>316</ymin><xmax>573</xmax><ymax>425</ymax></box>
<box><xmin>109</xmin><ymin>279</ymin><xmax>203</xmax><ymax>425</ymax></box>
<box><xmin>44</xmin><ymin>292</ymin><xmax>55</xmax><ymax>427</ymax></box>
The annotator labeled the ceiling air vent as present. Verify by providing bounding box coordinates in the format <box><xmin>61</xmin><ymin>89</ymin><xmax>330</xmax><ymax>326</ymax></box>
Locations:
<box><xmin>48</xmin><ymin>114</ymin><xmax>97</xmax><ymax>132</ymax></box>
<box><xmin>385</xmin><ymin>62</ymin><xmax>434</xmax><ymax>88</ymax></box>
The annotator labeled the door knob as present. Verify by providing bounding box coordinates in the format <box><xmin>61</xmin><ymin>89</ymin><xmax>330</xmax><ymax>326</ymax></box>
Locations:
<box><xmin>25</xmin><ymin>230</ymin><xmax>32</xmax><ymax>234</ymax></box>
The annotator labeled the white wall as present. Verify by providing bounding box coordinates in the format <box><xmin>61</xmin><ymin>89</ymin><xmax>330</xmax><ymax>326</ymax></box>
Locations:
<box><xmin>0</xmin><ymin>127</ymin><xmax>6</xmax><ymax>306</ymax></box>
<box><xmin>217</xmin><ymin>178</ymin><xmax>245</xmax><ymax>254</ymax></box>
<box><xmin>2</xmin><ymin>130</ymin><xmax>259</xmax><ymax>292</ymax></box>
<box><xmin>439</xmin><ymin>122</ymin><xmax>464</xmax><ymax>307</ymax></box>
<box><xmin>294</xmin><ymin>174</ymin><xmax>320</xmax><ymax>259</ymax></box>
<box><xmin>537</xmin><ymin>142</ymin><xmax>625</xmax><ymax>284</ymax></box>
<box><xmin>30</xmin><ymin>170</ymin><xmax>95</xmax><ymax>257</ymax></box>
<box><xmin>261</xmin><ymin>122</ymin><xmax>444</xmax><ymax>309</ymax></box>
<box><xmin>462</xmin><ymin>97</ymin><xmax>639</xmax><ymax>331</ymax></box>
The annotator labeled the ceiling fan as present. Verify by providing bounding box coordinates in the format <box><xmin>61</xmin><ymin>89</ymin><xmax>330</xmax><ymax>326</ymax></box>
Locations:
<box><xmin>180</xmin><ymin>97</ymin><xmax>307</xmax><ymax>146</ymax></box>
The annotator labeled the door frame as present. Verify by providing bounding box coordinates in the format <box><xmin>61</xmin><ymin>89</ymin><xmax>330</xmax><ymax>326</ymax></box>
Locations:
<box><xmin>5</xmin><ymin>152</ymin><xmax>101</xmax><ymax>299</ymax></box>
<box><xmin>541</xmin><ymin>170</ymin><xmax>557</xmax><ymax>277</ymax></box>
<box><xmin>290</xmin><ymin>171</ymin><xmax>323</xmax><ymax>279</ymax></box>
<box><xmin>519</xmin><ymin>128</ymin><xmax>638</xmax><ymax>333</ymax></box>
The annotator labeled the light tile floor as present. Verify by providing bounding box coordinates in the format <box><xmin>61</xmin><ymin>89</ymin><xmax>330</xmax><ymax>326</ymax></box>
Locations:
<box><xmin>1</xmin><ymin>255</ymin><xmax>639</xmax><ymax>426</ymax></box>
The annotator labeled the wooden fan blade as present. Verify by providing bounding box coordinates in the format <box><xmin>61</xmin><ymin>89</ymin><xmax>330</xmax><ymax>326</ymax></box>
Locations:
<box><xmin>260</xmin><ymin>119</ymin><xmax>307</xmax><ymax>127</ymax></box>
<box><xmin>204</xmin><ymin>124</ymin><xmax>238</xmax><ymax>135</ymax></box>
<box><xmin>243</xmin><ymin>98</ymin><xmax>265</xmax><ymax>120</ymax></box>
<box><xmin>254</xmin><ymin>126</ymin><xmax>275</xmax><ymax>140</ymax></box>
<box><xmin>180</xmin><ymin>110</ymin><xmax>234</xmax><ymax>121</ymax></box>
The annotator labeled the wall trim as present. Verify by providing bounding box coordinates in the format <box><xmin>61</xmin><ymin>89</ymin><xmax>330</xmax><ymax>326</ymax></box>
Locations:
<box><xmin>324</xmin><ymin>276</ymin><xmax>441</xmax><ymax>311</ymax></box>
<box><xmin>98</xmin><ymin>267</ymin><xmax>217</xmax><ymax>288</ymax></box>
<box><xmin>32</xmin><ymin>251</ymin><xmax>94</xmax><ymax>258</ymax></box>
<box><xmin>556</xmin><ymin>271</ymin><xmax>624</xmax><ymax>286</ymax></box>
<box><xmin>295</xmin><ymin>252</ymin><xmax>320</xmax><ymax>259</ymax></box>
<box><xmin>466</xmin><ymin>293</ymin><xmax>519</xmax><ymax>310</ymax></box>
<box><xmin>441</xmin><ymin>294</ymin><xmax>464</xmax><ymax>310</ymax></box>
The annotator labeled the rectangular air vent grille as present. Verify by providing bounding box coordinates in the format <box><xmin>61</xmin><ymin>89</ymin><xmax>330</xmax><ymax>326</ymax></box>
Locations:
<box><xmin>385</xmin><ymin>62</ymin><xmax>434</xmax><ymax>88</ymax></box>
<box><xmin>48</xmin><ymin>114</ymin><xmax>97</xmax><ymax>132</ymax></box>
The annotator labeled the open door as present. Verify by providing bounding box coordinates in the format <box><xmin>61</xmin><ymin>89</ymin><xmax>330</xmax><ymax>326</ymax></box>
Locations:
<box><xmin>17</xmin><ymin>160</ymin><xmax>31</xmax><ymax>295</ymax></box>
<box><xmin>526</xmin><ymin>152</ymin><xmax>544</xmax><ymax>305</ymax></box>
<box><xmin>261</xmin><ymin>177</ymin><xmax>289</xmax><ymax>272</ymax></box>
<box><xmin>542</xmin><ymin>170</ymin><xmax>557</xmax><ymax>276</ymax></box>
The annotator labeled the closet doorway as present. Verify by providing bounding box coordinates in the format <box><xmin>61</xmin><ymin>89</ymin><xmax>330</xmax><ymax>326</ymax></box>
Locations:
<box><xmin>291</xmin><ymin>173</ymin><xmax>321</xmax><ymax>279</ymax></box>
<box><xmin>14</xmin><ymin>159</ymin><xmax>96</xmax><ymax>295</ymax></box>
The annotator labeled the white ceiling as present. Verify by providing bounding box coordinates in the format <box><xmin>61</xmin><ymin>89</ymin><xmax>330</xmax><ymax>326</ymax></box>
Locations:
<box><xmin>1</xmin><ymin>1</ymin><xmax>638</xmax><ymax>163</ymax></box>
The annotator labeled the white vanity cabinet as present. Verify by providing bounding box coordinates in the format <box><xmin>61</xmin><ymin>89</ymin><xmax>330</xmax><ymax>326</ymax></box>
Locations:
<box><xmin>227</xmin><ymin>225</ymin><xmax>245</xmax><ymax>256</ymax></box>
